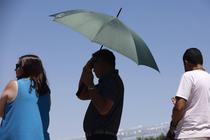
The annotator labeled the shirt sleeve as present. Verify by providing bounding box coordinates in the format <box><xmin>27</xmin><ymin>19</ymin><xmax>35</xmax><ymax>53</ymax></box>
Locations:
<box><xmin>176</xmin><ymin>73</ymin><xmax>193</xmax><ymax>101</ymax></box>
<box><xmin>97</xmin><ymin>80</ymin><xmax>116</xmax><ymax>102</ymax></box>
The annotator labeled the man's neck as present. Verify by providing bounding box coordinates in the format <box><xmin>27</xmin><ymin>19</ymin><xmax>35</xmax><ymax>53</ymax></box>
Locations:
<box><xmin>192</xmin><ymin>64</ymin><xmax>205</xmax><ymax>71</ymax></box>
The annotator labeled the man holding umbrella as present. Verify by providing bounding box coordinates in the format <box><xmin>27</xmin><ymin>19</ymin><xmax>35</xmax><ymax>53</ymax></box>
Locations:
<box><xmin>76</xmin><ymin>49</ymin><xmax>124</xmax><ymax>140</ymax></box>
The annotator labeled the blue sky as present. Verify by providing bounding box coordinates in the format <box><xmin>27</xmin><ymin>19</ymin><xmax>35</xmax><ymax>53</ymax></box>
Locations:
<box><xmin>1</xmin><ymin>0</ymin><xmax>210</xmax><ymax>139</ymax></box>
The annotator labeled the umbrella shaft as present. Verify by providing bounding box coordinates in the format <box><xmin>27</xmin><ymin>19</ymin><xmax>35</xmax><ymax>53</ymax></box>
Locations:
<box><xmin>116</xmin><ymin>8</ymin><xmax>122</xmax><ymax>18</ymax></box>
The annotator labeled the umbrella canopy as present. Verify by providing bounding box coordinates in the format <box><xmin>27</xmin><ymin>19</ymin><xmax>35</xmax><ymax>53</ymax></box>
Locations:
<box><xmin>51</xmin><ymin>9</ymin><xmax>159</xmax><ymax>72</ymax></box>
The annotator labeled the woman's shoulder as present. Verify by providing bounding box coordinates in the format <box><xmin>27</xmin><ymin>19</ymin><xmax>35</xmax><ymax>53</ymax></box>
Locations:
<box><xmin>6</xmin><ymin>80</ymin><xmax>18</xmax><ymax>89</ymax></box>
<box><xmin>4</xmin><ymin>80</ymin><xmax>18</xmax><ymax>102</ymax></box>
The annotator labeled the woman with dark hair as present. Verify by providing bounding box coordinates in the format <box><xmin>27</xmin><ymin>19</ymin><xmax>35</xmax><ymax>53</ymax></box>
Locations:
<box><xmin>0</xmin><ymin>55</ymin><xmax>51</xmax><ymax>140</ymax></box>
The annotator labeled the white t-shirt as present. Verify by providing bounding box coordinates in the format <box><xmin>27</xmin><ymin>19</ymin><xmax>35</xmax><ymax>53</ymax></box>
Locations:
<box><xmin>175</xmin><ymin>70</ymin><xmax>210</xmax><ymax>139</ymax></box>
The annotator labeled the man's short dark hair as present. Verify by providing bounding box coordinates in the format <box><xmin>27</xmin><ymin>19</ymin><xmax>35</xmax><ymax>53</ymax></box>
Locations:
<box><xmin>93</xmin><ymin>49</ymin><xmax>116</xmax><ymax>68</ymax></box>
<box><xmin>183</xmin><ymin>48</ymin><xmax>203</xmax><ymax>65</ymax></box>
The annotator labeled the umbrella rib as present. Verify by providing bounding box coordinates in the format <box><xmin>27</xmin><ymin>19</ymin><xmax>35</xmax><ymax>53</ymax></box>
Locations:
<box><xmin>130</xmin><ymin>30</ymin><xmax>160</xmax><ymax>72</ymax></box>
<box><xmin>100</xmin><ymin>8</ymin><xmax>122</xmax><ymax>50</ymax></box>
<box><xmin>93</xmin><ymin>17</ymin><xmax>116</xmax><ymax>41</ymax></box>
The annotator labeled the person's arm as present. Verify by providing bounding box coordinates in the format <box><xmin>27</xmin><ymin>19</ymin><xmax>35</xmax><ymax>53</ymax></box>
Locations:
<box><xmin>76</xmin><ymin>83</ymin><xmax>91</xmax><ymax>100</ymax></box>
<box><xmin>0</xmin><ymin>93</ymin><xmax>7</xmax><ymax>117</ymax></box>
<box><xmin>0</xmin><ymin>80</ymin><xmax>17</xmax><ymax>117</ymax></box>
<box><xmin>166</xmin><ymin>73</ymin><xmax>191</xmax><ymax>139</ymax></box>
<box><xmin>76</xmin><ymin>70</ymin><xmax>91</xmax><ymax>100</ymax></box>
<box><xmin>171</xmin><ymin>73</ymin><xmax>190</xmax><ymax>127</ymax></box>
<box><xmin>76</xmin><ymin>58</ymin><xmax>96</xmax><ymax>100</ymax></box>
<box><xmin>166</xmin><ymin>97</ymin><xmax>187</xmax><ymax>139</ymax></box>
<box><xmin>78</xmin><ymin>58</ymin><xmax>114</xmax><ymax>115</ymax></box>
<box><xmin>88</xmin><ymin>87</ymin><xmax>114</xmax><ymax>115</ymax></box>
<box><xmin>171</xmin><ymin>97</ymin><xmax>187</xmax><ymax>126</ymax></box>
<box><xmin>77</xmin><ymin>80</ymin><xmax>113</xmax><ymax>114</ymax></box>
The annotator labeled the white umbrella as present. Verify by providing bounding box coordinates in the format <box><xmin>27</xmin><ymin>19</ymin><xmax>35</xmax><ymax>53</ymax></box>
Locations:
<box><xmin>51</xmin><ymin>9</ymin><xmax>159</xmax><ymax>72</ymax></box>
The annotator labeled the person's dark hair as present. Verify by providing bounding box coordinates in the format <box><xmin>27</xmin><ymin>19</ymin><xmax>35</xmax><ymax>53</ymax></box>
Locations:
<box><xmin>92</xmin><ymin>49</ymin><xmax>116</xmax><ymax>68</ymax></box>
<box><xmin>17</xmin><ymin>54</ymin><xmax>50</xmax><ymax>96</ymax></box>
<box><xmin>183</xmin><ymin>48</ymin><xmax>203</xmax><ymax>65</ymax></box>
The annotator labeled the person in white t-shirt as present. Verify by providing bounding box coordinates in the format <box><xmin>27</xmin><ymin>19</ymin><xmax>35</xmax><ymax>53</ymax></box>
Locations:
<box><xmin>166</xmin><ymin>48</ymin><xmax>210</xmax><ymax>140</ymax></box>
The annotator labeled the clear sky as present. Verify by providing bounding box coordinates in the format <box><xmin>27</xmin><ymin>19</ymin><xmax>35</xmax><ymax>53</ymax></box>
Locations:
<box><xmin>1</xmin><ymin>0</ymin><xmax>210</xmax><ymax>139</ymax></box>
